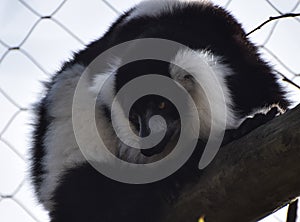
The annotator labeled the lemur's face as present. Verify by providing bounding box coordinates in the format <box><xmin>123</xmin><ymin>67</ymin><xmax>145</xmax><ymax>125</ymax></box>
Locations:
<box><xmin>114</xmin><ymin>60</ymin><xmax>182</xmax><ymax>158</ymax></box>
<box><xmin>101</xmin><ymin>47</ymin><xmax>232</xmax><ymax>161</ymax></box>
<box><xmin>129</xmin><ymin>95</ymin><xmax>180</xmax><ymax>156</ymax></box>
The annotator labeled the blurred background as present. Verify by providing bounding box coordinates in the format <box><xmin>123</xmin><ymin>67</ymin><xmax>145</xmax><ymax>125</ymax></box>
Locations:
<box><xmin>0</xmin><ymin>0</ymin><xmax>299</xmax><ymax>221</ymax></box>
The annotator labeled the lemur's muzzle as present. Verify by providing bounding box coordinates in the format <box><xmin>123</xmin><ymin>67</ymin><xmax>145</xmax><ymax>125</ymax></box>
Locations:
<box><xmin>139</xmin><ymin>117</ymin><xmax>177</xmax><ymax>157</ymax></box>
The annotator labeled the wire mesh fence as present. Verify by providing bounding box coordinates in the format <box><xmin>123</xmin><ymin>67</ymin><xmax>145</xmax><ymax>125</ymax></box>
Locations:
<box><xmin>0</xmin><ymin>0</ymin><xmax>299</xmax><ymax>221</ymax></box>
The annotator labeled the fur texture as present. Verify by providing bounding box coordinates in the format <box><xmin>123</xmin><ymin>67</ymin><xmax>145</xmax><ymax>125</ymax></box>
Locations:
<box><xmin>30</xmin><ymin>0</ymin><xmax>289</xmax><ymax>221</ymax></box>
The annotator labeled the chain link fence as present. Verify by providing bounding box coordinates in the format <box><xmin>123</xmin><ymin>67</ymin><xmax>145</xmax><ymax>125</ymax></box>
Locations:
<box><xmin>0</xmin><ymin>0</ymin><xmax>299</xmax><ymax>221</ymax></box>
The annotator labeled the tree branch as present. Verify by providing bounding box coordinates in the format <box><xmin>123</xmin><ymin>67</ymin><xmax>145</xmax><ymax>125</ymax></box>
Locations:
<box><xmin>162</xmin><ymin>105</ymin><xmax>300</xmax><ymax>222</ymax></box>
<box><xmin>247</xmin><ymin>13</ymin><xmax>300</xmax><ymax>36</ymax></box>
<box><xmin>276</xmin><ymin>70</ymin><xmax>300</xmax><ymax>90</ymax></box>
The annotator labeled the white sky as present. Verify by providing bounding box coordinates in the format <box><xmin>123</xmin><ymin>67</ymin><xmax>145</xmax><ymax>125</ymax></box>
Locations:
<box><xmin>0</xmin><ymin>0</ymin><xmax>299</xmax><ymax>222</ymax></box>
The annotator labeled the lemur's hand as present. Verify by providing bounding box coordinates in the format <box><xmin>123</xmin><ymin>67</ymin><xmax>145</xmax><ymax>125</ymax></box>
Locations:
<box><xmin>222</xmin><ymin>107</ymin><xmax>280</xmax><ymax>146</ymax></box>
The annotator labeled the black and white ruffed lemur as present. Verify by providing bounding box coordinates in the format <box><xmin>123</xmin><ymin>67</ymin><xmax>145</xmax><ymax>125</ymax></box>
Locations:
<box><xmin>30</xmin><ymin>0</ymin><xmax>290</xmax><ymax>221</ymax></box>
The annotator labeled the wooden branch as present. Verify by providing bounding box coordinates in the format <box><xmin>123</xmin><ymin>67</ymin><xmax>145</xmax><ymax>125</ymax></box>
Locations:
<box><xmin>163</xmin><ymin>105</ymin><xmax>300</xmax><ymax>222</ymax></box>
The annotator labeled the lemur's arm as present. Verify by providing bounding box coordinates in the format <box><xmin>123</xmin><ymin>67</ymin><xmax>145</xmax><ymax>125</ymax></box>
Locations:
<box><xmin>222</xmin><ymin>107</ymin><xmax>280</xmax><ymax>146</ymax></box>
<box><xmin>160</xmin><ymin>107</ymin><xmax>283</xmax><ymax>203</ymax></box>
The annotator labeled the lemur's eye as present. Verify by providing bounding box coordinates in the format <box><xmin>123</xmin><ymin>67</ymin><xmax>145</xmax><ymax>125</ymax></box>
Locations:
<box><xmin>158</xmin><ymin>102</ymin><xmax>166</xmax><ymax>110</ymax></box>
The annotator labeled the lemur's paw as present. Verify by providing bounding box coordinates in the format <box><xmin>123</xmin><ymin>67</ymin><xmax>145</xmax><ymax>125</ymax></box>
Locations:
<box><xmin>237</xmin><ymin>107</ymin><xmax>279</xmax><ymax>135</ymax></box>
<box><xmin>222</xmin><ymin>107</ymin><xmax>280</xmax><ymax>146</ymax></box>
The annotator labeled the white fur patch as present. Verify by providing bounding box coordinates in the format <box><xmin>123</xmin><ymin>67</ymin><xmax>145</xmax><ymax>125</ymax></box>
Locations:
<box><xmin>126</xmin><ymin>0</ymin><xmax>211</xmax><ymax>21</ymax></box>
<box><xmin>90</xmin><ymin>59</ymin><xmax>150</xmax><ymax>163</ymax></box>
<box><xmin>110</xmin><ymin>101</ymin><xmax>146</xmax><ymax>163</ymax></box>
<box><xmin>90</xmin><ymin>58</ymin><xmax>121</xmax><ymax>107</ymax></box>
<box><xmin>39</xmin><ymin>64</ymin><xmax>118</xmax><ymax>210</ymax></box>
<box><xmin>170</xmin><ymin>48</ymin><xmax>238</xmax><ymax>138</ymax></box>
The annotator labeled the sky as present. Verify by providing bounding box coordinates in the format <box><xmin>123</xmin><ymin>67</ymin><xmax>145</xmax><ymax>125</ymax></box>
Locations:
<box><xmin>0</xmin><ymin>0</ymin><xmax>299</xmax><ymax>222</ymax></box>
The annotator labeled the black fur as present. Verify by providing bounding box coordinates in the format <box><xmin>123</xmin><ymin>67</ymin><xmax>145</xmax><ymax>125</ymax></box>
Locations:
<box><xmin>50</xmin><ymin>142</ymin><xmax>205</xmax><ymax>222</ymax></box>
<box><xmin>50</xmin><ymin>163</ymin><xmax>165</xmax><ymax>222</ymax></box>
<box><xmin>68</xmin><ymin>2</ymin><xmax>289</xmax><ymax>115</ymax></box>
<box><xmin>31</xmin><ymin>98</ymin><xmax>51</xmax><ymax>193</ymax></box>
<box><xmin>30</xmin><ymin>2</ymin><xmax>290</xmax><ymax>221</ymax></box>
